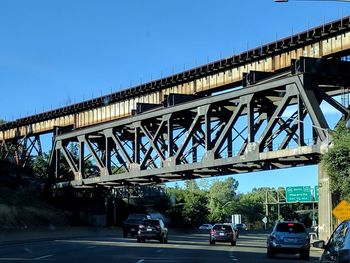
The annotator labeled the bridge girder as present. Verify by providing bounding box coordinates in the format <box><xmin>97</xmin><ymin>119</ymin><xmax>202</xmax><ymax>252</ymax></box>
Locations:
<box><xmin>47</xmin><ymin>58</ymin><xmax>350</xmax><ymax>188</ymax></box>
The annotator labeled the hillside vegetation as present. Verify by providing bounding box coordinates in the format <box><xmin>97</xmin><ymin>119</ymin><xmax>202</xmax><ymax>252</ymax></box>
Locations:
<box><xmin>0</xmin><ymin>160</ymin><xmax>70</xmax><ymax>230</ymax></box>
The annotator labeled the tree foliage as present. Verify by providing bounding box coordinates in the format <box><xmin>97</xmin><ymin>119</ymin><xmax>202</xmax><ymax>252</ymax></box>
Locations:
<box><xmin>233</xmin><ymin>190</ymin><xmax>265</xmax><ymax>224</ymax></box>
<box><xmin>30</xmin><ymin>153</ymin><xmax>50</xmax><ymax>178</ymax></box>
<box><xmin>323</xmin><ymin>121</ymin><xmax>350</xmax><ymax>201</ymax></box>
<box><xmin>182</xmin><ymin>183</ymin><xmax>208</xmax><ymax>226</ymax></box>
<box><xmin>207</xmin><ymin>178</ymin><xmax>238</xmax><ymax>222</ymax></box>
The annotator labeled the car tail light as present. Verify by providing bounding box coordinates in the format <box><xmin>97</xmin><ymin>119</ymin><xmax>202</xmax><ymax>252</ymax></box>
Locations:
<box><xmin>288</xmin><ymin>223</ymin><xmax>294</xmax><ymax>227</ymax></box>
<box><xmin>156</xmin><ymin>225</ymin><xmax>160</xmax><ymax>229</ymax></box>
<box><xmin>210</xmin><ymin>229</ymin><xmax>216</xmax><ymax>235</ymax></box>
<box><xmin>139</xmin><ymin>224</ymin><xmax>145</xmax><ymax>229</ymax></box>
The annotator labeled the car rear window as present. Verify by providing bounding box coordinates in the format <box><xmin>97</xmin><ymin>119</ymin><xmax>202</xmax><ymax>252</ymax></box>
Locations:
<box><xmin>213</xmin><ymin>224</ymin><xmax>232</xmax><ymax>231</ymax></box>
<box><xmin>143</xmin><ymin>220</ymin><xmax>159</xmax><ymax>226</ymax></box>
<box><xmin>276</xmin><ymin>223</ymin><xmax>305</xmax><ymax>233</ymax></box>
<box><xmin>128</xmin><ymin>214</ymin><xmax>147</xmax><ymax>220</ymax></box>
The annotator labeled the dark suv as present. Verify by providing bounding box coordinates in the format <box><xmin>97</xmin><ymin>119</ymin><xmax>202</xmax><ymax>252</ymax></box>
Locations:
<box><xmin>210</xmin><ymin>223</ymin><xmax>237</xmax><ymax>246</ymax></box>
<box><xmin>267</xmin><ymin>221</ymin><xmax>310</xmax><ymax>260</ymax></box>
<box><xmin>137</xmin><ymin>219</ymin><xmax>168</xmax><ymax>243</ymax></box>
<box><xmin>313</xmin><ymin>219</ymin><xmax>350</xmax><ymax>262</ymax></box>
<box><xmin>123</xmin><ymin>214</ymin><xmax>150</xmax><ymax>238</ymax></box>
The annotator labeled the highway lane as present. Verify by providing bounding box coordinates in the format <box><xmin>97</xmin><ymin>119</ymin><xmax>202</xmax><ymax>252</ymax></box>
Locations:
<box><xmin>0</xmin><ymin>230</ymin><xmax>322</xmax><ymax>262</ymax></box>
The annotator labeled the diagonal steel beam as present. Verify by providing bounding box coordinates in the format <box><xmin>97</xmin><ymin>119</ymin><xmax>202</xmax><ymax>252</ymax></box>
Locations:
<box><xmin>174</xmin><ymin>113</ymin><xmax>202</xmax><ymax>163</ymax></box>
<box><xmin>140</xmin><ymin>120</ymin><xmax>166</xmax><ymax>168</ymax></box>
<box><xmin>107</xmin><ymin>129</ymin><xmax>133</xmax><ymax>165</ymax></box>
<box><xmin>295</xmin><ymin>75</ymin><xmax>329</xmax><ymax>141</ymax></box>
<box><xmin>83</xmin><ymin>136</ymin><xmax>105</xmax><ymax>170</ymax></box>
<box><xmin>213</xmin><ymin>102</ymin><xmax>245</xmax><ymax>156</ymax></box>
<box><xmin>258</xmin><ymin>87</ymin><xmax>294</xmax><ymax>151</ymax></box>
<box><xmin>61</xmin><ymin>144</ymin><xmax>78</xmax><ymax>174</ymax></box>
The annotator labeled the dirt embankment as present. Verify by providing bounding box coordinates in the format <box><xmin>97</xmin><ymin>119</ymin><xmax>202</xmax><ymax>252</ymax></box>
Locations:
<box><xmin>0</xmin><ymin>161</ymin><xmax>70</xmax><ymax>230</ymax></box>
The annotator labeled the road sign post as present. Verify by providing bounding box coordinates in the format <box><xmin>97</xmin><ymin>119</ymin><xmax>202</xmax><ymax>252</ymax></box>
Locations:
<box><xmin>262</xmin><ymin>216</ymin><xmax>268</xmax><ymax>230</ymax></box>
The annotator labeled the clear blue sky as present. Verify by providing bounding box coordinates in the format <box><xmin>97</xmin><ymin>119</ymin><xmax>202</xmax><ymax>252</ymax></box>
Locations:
<box><xmin>0</xmin><ymin>0</ymin><xmax>348</xmax><ymax>193</ymax></box>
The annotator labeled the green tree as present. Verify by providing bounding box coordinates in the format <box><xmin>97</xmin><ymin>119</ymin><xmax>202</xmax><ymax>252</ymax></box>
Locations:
<box><xmin>166</xmin><ymin>185</ymin><xmax>186</xmax><ymax>224</ymax></box>
<box><xmin>234</xmin><ymin>191</ymin><xmax>264</xmax><ymax>224</ymax></box>
<box><xmin>323</xmin><ymin>121</ymin><xmax>350</xmax><ymax>201</ymax></box>
<box><xmin>207</xmin><ymin>177</ymin><xmax>238</xmax><ymax>222</ymax></box>
<box><xmin>182</xmin><ymin>187</ymin><xmax>208</xmax><ymax>226</ymax></box>
<box><xmin>31</xmin><ymin>153</ymin><xmax>50</xmax><ymax>178</ymax></box>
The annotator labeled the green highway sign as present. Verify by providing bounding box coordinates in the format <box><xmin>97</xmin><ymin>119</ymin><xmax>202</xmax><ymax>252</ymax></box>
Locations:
<box><xmin>314</xmin><ymin>186</ymin><xmax>319</xmax><ymax>202</ymax></box>
<box><xmin>286</xmin><ymin>186</ymin><xmax>312</xmax><ymax>203</ymax></box>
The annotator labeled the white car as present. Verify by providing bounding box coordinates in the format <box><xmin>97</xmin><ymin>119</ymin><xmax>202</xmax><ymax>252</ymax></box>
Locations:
<box><xmin>199</xmin><ymin>224</ymin><xmax>213</xmax><ymax>230</ymax></box>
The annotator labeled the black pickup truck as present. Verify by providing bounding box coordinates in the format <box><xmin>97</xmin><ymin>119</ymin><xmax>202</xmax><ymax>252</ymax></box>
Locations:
<box><xmin>122</xmin><ymin>213</ymin><xmax>151</xmax><ymax>237</ymax></box>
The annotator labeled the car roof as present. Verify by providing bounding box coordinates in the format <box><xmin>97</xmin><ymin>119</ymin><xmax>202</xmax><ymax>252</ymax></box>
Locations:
<box><xmin>214</xmin><ymin>223</ymin><xmax>232</xmax><ymax>226</ymax></box>
<box><xmin>276</xmin><ymin>221</ymin><xmax>304</xmax><ymax>225</ymax></box>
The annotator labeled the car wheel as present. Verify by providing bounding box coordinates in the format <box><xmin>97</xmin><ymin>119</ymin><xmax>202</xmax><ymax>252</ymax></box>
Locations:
<box><xmin>209</xmin><ymin>240</ymin><xmax>215</xmax><ymax>245</ymax></box>
<box><xmin>300</xmin><ymin>250</ymin><xmax>310</xmax><ymax>260</ymax></box>
<box><xmin>267</xmin><ymin>247</ymin><xmax>275</xmax><ymax>258</ymax></box>
<box><xmin>164</xmin><ymin>236</ymin><xmax>168</xmax><ymax>244</ymax></box>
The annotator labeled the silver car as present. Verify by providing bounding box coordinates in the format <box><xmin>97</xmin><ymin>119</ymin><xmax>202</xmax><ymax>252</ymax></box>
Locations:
<box><xmin>267</xmin><ymin>221</ymin><xmax>310</xmax><ymax>260</ymax></box>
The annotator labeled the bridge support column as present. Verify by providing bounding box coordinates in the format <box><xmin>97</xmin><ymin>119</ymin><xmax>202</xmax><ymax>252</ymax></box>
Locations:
<box><xmin>318</xmin><ymin>162</ymin><xmax>332</xmax><ymax>241</ymax></box>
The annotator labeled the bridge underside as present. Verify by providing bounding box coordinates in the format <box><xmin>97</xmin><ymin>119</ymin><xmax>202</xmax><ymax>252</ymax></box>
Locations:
<box><xmin>46</xmin><ymin>57</ymin><xmax>350</xmax><ymax>188</ymax></box>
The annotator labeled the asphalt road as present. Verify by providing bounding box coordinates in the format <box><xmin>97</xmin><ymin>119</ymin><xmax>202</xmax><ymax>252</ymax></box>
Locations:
<box><xmin>0</xmin><ymin>230</ymin><xmax>322</xmax><ymax>262</ymax></box>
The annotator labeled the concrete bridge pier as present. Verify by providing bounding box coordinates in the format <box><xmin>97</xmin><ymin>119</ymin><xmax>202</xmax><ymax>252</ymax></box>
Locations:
<box><xmin>318</xmin><ymin>162</ymin><xmax>333</xmax><ymax>241</ymax></box>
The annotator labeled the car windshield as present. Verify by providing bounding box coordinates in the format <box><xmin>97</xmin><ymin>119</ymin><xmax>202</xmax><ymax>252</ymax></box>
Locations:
<box><xmin>276</xmin><ymin>223</ymin><xmax>305</xmax><ymax>233</ymax></box>
<box><xmin>143</xmin><ymin>220</ymin><xmax>159</xmax><ymax>227</ymax></box>
<box><xmin>128</xmin><ymin>214</ymin><xmax>146</xmax><ymax>220</ymax></box>
<box><xmin>213</xmin><ymin>224</ymin><xmax>232</xmax><ymax>231</ymax></box>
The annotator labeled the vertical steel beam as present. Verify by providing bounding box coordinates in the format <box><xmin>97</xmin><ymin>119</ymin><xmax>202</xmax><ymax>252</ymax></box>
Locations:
<box><xmin>78</xmin><ymin>137</ymin><xmax>85</xmax><ymax>181</ymax></box>
<box><xmin>134</xmin><ymin>125</ymin><xmax>141</xmax><ymax>164</ymax></box>
<box><xmin>247</xmin><ymin>97</ymin><xmax>255</xmax><ymax>144</ymax></box>
<box><xmin>298</xmin><ymin>95</ymin><xmax>305</xmax><ymax>146</ymax></box>
<box><xmin>167</xmin><ymin>114</ymin><xmax>174</xmax><ymax>158</ymax></box>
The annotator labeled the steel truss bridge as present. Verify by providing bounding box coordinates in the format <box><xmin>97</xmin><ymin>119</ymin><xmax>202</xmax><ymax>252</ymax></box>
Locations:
<box><xmin>48</xmin><ymin>57</ymin><xmax>350</xmax><ymax>188</ymax></box>
<box><xmin>0</xmin><ymin>17</ymin><xmax>350</xmax><ymax>189</ymax></box>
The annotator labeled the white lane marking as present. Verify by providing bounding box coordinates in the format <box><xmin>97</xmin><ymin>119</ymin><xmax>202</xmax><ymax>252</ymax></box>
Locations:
<box><xmin>0</xmin><ymin>258</ymin><xmax>30</xmax><ymax>261</ymax></box>
<box><xmin>87</xmin><ymin>246</ymin><xmax>96</xmax><ymax>249</ymax></box>
<box><xmin>0</xmin><ymin>254</ymin><xmax>53</xmax><ymax>261</ymax></box>
<box><xmin>35</xmin><ymin>254</ymin><xmax>54</xmax><ymax>260</ymax></box>
<box><xmin>136</xmin><ymin>260</ymin><xmax>144</xmax><ymax>263</ymax></box>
